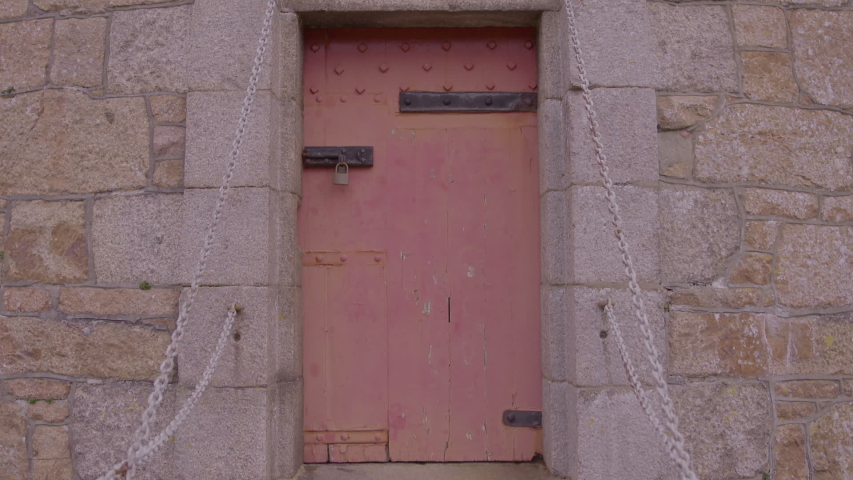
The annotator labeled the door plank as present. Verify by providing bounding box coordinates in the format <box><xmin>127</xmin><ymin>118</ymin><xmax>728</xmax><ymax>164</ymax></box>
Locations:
<box><xmin>480</xmin><ymin>126</ymin><xmax>541</xmax><ymax>461</ymax></box>
<box><xmin>303</xmin><ymin>265</ymin><xmax>330</xmax><ymax>432</ymax></box>
<box><xmin>386</xmin><ymin>128</ymin><xmax>452</xmax><ymax>462</ymax></box>
<box><xmin>445</xmin><ymin>128</ymin><xmax>489</xmax><ymax>461</ymax></box>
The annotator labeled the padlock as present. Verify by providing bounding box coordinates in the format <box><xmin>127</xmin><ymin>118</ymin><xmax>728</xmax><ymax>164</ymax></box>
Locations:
<box><xmin>333</xmin><ymin>161</ymin><xmax>349</xmax><ymax>185</ymax></box>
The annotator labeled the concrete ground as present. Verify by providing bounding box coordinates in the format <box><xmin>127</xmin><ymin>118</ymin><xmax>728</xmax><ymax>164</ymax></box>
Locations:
<box><xmin>296</xmin><ymin>462</ymin><xmax>557</xmax><ymax>480</ymax></box>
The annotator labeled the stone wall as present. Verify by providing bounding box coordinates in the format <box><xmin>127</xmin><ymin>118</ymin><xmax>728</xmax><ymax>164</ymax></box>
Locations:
<box><xmin>650</xmin><ymin>0</ymin><xmax>853</xmax><ymax>479</ymax></box>
<box><xmin>538</xmin><ymin>0</ymin><xmax>853</xmax><ymax>478</ymax></box>
<box><xmin>0</xmin><ymin>0</ymin><xmax>302</xmax><ymax>478</ymax></box>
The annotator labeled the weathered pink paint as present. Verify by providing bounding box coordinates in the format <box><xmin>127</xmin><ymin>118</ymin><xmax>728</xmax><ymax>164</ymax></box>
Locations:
<box><xmin>300</xmin><ymin>28</ymin><xmax>540</xmax><ymax>463</ymax></box>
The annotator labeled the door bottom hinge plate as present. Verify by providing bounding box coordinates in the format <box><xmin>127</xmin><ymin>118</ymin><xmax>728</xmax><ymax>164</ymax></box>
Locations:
<box><xmin>305</xmin><ymin>430</ymin><xmax>388</xmax><ymax>445</ymax></box>
<box><xmin>503</xmin><ymin>410</ymin><xmax>542</xmax><ymax>428</ymax></box>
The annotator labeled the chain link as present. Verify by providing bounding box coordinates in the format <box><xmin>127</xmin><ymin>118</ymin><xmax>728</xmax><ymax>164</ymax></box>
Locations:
<box><xmin>97</xmin><ymin>1</ymin><xmax>276</xmax><ymax>478</ymax></box>
<box><xmin>564</xmin><ymin>1</ymin><xmax>699</xmax><ymax>479</ymax></box>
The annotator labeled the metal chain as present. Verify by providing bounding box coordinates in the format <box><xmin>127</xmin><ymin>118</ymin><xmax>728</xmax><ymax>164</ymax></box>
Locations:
<box><xmin>603</xmin><ymin>303</ymin><xmax>696</xmax><ymax>478</ymax></box>
<box><xmin>97</xmin><ymin>1</ymin><xmax>276</xmax><ymax>478</ymax></box>
<box><xmin>129</xmin><ymin>306</ymin><xmax>239</xmax><ymax>468</ymax></box>
<box><xmin>564</xmin><ymin>2</ymin><xmax>699</xmax><ymax>479</ymax></box>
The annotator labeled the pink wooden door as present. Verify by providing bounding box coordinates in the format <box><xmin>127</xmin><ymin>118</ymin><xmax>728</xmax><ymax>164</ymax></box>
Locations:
<box><xmin>299</xmin><ymin>28</ymin><xmax>541</xmax><ymax>463</ymax></box>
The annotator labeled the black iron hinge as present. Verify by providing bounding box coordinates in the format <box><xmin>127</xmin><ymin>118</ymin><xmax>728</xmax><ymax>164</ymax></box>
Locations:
<box><xmin>400</xmin><ymin>91</ymin><xmax>538</xmax><ymax>113</ymax></box>
<box><xmin>503</xmin><ymin>410</ymin><xmax>542</xmax><ymax>428</ymax></box>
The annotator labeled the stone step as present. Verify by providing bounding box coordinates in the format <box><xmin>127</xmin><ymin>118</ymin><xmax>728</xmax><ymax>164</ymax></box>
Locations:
<box><xmin>296</xmin><ymin>462</ymin><xmax>558</xmax><ymax>480</ymax></box>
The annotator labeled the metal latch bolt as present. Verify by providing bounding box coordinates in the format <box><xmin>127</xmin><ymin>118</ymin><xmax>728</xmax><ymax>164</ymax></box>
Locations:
<box><xmin>302</xmin><ymin>146</ymin><xmax>374</xmax><ymax>167</ymax></box>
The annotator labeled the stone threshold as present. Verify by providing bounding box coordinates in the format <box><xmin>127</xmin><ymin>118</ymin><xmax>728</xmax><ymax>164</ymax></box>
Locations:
<box><xmin>295</xmin><ymin>461</ymin><xmax>557</xmax><ymax>480</ymax></box>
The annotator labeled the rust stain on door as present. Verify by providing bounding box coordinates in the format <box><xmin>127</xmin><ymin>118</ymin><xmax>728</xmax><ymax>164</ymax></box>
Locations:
<box><xmin>300</xmin><ymin>28</ymin><xmax>541</xmax><ymax>463</ymax></box>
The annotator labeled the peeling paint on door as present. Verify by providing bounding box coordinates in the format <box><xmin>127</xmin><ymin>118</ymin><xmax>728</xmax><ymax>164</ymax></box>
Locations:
<box><xmin>300</xmin><ymin>28</ymin><xmax>541</xmax><ymax>463</ymax></box>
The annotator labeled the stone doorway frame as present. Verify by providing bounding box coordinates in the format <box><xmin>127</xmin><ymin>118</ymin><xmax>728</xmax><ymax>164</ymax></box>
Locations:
<box><xmin>179</xmin><ymin>0</ymin><xmax>660</xmax><ymax>477</ymax></box>
<box><xmin>267</xmin><ymin>1</ymin><xmax>574</xmax><ymax>477</ymax></box>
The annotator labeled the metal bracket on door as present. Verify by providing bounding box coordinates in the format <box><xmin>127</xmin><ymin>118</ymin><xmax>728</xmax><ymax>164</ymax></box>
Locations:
<box><xmin>399</xmin><ymin>91</ymin><xmax>538</xmax><ymax>113</ymax></box>
<box><xmin>503</xmin><ymin>410</ymin><xmax>542</xmax><ymax>428</ymax></box>
<box><xmin>304</xmin><ymin>430</ymin><xmax>389</xmax><ymax>445</ymax></box>
<box><xmin>302</xmin><ymin>146</ymin><xmax>374</xmax><ymax>167</ymax></box>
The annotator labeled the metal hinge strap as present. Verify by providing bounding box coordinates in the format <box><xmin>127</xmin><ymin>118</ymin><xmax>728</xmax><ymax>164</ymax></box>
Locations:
<box><xmin>304</xmin><ymin>430</ymin><xmax>388</xmax><ymax>445</ymax></box>
<box><xmin>400</xmin><ymin>91</ymin><xmax>538</xmax><ymax>113</ymax></box>
<box><xmin>503</xmin><ymin>410</ymin><xmax>542</xmax><ymax>428</ymax></box>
